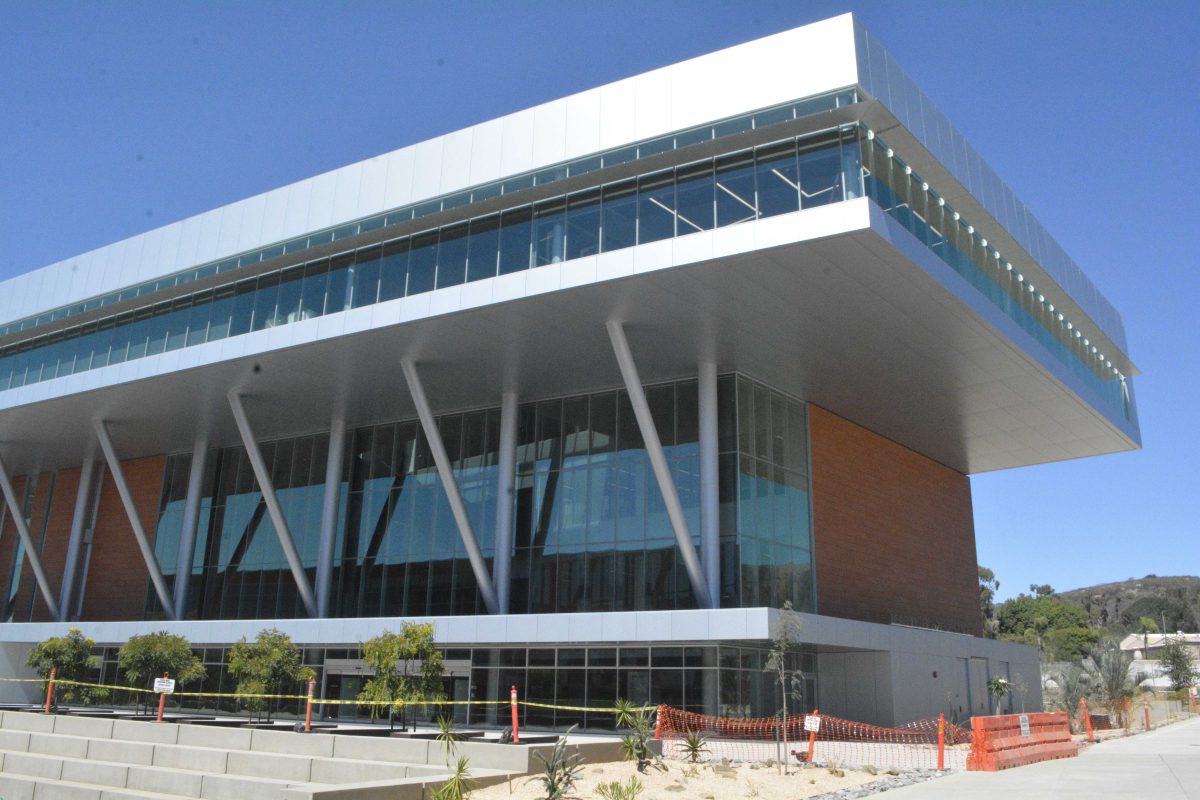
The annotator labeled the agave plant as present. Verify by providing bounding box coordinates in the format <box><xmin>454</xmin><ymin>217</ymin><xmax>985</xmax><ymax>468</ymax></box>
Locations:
<box><xmin>530</xmin><ymin>724</ymin><xmax>584</xmax><ymax>800</ymax></box>
<box><xmin>597</xmin><ymin>776</ymin><xmax>643</xmax><ymax>800</ymax></box>
<box><xmin>431</xmin><ymin>756</ymin><xmax>474</xmax><ymax>800</ymax></box>
<box><xmin>680</xmin><ymin>731</ymin><xmax>708</xmax><ymax>764</ymax></box>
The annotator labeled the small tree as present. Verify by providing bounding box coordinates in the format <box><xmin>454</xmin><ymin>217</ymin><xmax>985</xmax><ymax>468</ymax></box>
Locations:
<box><xmin>1085</xmin><ymin>638</ymin><xmax>1144</xmax><ymax>729</ymax></box>
<box><xmin>25</xmin><ymin>627</ymin><xmax>106</xmax><ymax>706</ymax></box>
<box><xmin>118</xmin><ymin>631</ymin><xmax>206</xmax><ymax>713</ymax></box>
<box><xmin>978</xmin><ymin>566</ymin><xmax>1000</xmax><ymax>638</ymax></box>
<box><xmin>227</xmin><ymin>628</ymin><xmax>314</xmax><ymax>722</ymax></box>
<box><xmin>1046</xmin><ymin>663</ymin><xmax>1089</xmax><ymax>730</ymax></box>
<box><xmin>987</xmin><ymin>675</ymin><xmax>1011</xmax><ymax>714</ymax></box>
<box><xmin>1157</xmin><ymin>635</ymin><xmax>1199</xmax><ymax>692</ymax></box>
<box><xmin>764</xmin><ymin>600</ymin><xmax>805</xmax><ymax>774</ymax></box>
<box><xmin>357</xmin><ymin>623</ymin><xmax>444</xmax><ymax>731</ymax></box>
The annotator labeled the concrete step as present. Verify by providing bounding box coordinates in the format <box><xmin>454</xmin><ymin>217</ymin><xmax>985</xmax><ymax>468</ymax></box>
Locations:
<box><xmin>0</xmin><ymin>770</ymin><xmax>181</xmax><ymax>800</ymax></box>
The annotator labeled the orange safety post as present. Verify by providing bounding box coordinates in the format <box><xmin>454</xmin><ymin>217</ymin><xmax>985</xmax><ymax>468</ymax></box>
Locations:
<box><xmin>806</xmin><ymin>709</ymin><xmax>819</xmax><ymax>763</ymax></box>
<box><xmin>156</xmin><ymin>672</ymin><xmax>169</xmax><ymax>723</ymax></box>
<box><xmin>305</xmin><ymin>676</ymin><xmax>316</xmax><ymax>733</ymax></box>
<box><xmin>510</xmin><ymin>685</ymin><xmax>520</xmax><ymax>743</ymax></box>
<box><xmin>1190</xmin><ymin>686</ymin><xmax>1198</xmax><ymax>714</ymax></box>
<box><xmin>1143</xmin><ymin>694</ymin><xmax>1151</xmax><ymax>730</ymax></box>
<box><xmin>937</xmin><ymin>713</ymin><xmax>945</xmax><ymax>770</ymax></box>
<box><xmin>1080</xmin><ymin>697</ymin><xmax>1095</xmax><ymax>743</ymax></box>
<box><xmin>654</xmin><ymin>704</ymin><xmax>665</xmax><ymax>739</ymax></box>
<box><xmin>43</xmin><ymin>667</ymin><xmax>56</xmax><ymax>714</ymax></box>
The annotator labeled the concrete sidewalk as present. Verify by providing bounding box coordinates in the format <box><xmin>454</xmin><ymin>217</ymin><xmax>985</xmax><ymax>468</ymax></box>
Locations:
<box><xmin>885</xmin><ymin>716</ymin><xmax>1200</xmax><ymax>799</ymax></box>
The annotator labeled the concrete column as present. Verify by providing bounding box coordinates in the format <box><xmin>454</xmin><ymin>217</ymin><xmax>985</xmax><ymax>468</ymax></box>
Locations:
<box><xmin>172</xmin><ymin>439</ymin><xmax>208</xmax><ymax>620</ymax></box>
<box><xmin>492</xmin><ymin>392</ymin><xmax>518</xmax><ymax>614</ymax></box>
<box><xmin>699</xmin><ymin>362</ymin><xmax>721</xmax><ymax>609</ymax></box>
<box><xmin>316</xmin><ymin>414</ymin><xmax>346</xmax><ymax>618</ymax></box>
<box><xmin>400</xmin><ymin>359</ymin><xmax>500</xmax><ymax>614</ymax></box>
<box><xmin>93</xmin><ymin>419</ymin><xmax>176</xmax><ymax>619</ymax></box>
<box><xmin>227</xmin><ymin>392</ymin><xmax>318</xmax><ymax>617</ymax></box>
<box><xmin>58</xmin><ymin>455</ymin><xmax>96</xmax><ymax>620</ymax></box>
<box><xmin>606</xmin><ymin>320</ymin><xmax>712</xmax><ymax>608</ymax></box>
<box><xmin>0</xmin><ymin>454</ymin><xmax>61</xmax><ymax>620</ymax></box>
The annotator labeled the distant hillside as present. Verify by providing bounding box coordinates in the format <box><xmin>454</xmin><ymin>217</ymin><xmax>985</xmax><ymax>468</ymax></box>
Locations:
<box><xmin>1058</xmin><ymin>575</ymin><xmax>1200</xmax><ymax>633</ymax></box>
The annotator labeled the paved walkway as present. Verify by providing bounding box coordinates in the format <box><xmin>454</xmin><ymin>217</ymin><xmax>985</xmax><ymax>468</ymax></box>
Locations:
<box><xmin>886</xmin><ymin>716</ymin><xmax>1200</xmax><ymax>799</ymax></box>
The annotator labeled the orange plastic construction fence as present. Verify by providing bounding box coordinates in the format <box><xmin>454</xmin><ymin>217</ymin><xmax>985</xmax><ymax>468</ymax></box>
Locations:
<box><xmin>657</xmin><ymin>705</ymin><xmax>972</xmax><ymax>771</ymax></box>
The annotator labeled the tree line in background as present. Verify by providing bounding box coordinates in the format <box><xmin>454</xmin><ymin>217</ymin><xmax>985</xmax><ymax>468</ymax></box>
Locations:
<box><xmin>979</xmin><ymin>566</ymin><xmax>1199</xmax><ymax>728</ymax></box>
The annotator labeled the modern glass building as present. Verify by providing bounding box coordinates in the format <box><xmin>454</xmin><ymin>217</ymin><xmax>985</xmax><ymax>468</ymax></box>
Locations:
<box><xmin>0</xmin><ymin>15</ymin><xmax>1138</xmax><ymax>726</ymax></box>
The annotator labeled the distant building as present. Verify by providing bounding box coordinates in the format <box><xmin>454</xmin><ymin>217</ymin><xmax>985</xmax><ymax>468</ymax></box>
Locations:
<box><xmin>0</xmin><ymin>14</ymin><xmax>1138</xmax><ymax>726</ymax></box>
<box><xmin>1121</xmin><ymin>633</ymin><xmax>1199</xmax><ymax>691</ymax></box>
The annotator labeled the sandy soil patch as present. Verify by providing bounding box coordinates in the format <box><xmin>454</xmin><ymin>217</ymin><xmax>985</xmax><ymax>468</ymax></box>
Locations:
<box><xmin>473</xmin><ymin>757</ymin><xmax>881</xmax><ymax>800</ymax></box>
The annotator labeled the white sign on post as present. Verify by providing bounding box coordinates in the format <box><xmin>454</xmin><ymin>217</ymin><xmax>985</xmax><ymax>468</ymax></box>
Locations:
<box><xmin>153</xmin><ymin>678</ymin><xmax>177</xmax><ymax>695</ymax></box>
<box><xmin>803</xmin><ymin>715</ymin><xmax>821</xmax><ymax>733</ymax></box>
<box><xmin>1018</xmin><ymin>714</ymin><xmax>1031</xmax><ymax>737</ymax></box>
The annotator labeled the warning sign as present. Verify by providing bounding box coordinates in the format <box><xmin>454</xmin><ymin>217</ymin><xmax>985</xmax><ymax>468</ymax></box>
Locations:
<box><xmin>803</xmin><ymin>715</ymin><xmax>821</xmax><ymax>733</ymax></box>
<box><xmin>153</xmin><ymin>678</ymin><xmax>176</xmax><ymax>694</ymax></box>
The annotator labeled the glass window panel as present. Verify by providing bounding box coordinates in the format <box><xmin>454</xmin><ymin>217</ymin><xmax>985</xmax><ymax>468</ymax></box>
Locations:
<box><xmin>274</xmin><ymin>268</ymin><xmax>303</xmax><ymax>326</ymax></box>
<box><xmin>207</xmin><ymin>288</ymin><xmax>234</xmax><ymax>342</ymax></box>
<box><xmin>466</xmin><ymin>216</ymin><xmax>499</xmax><ymax>282</ymax></box>
<box><xmin>379</xmin><ymin>240</ymin><xmax>409</xmax><ymax>301</ymax></box>
<box><xmin>498</xmin><ymin>208</ymin><xmax>532</xmax><ymax>275</ymax></box>
<box><xmin>229</xmin><ymin>282</ymin><xmax>256</xmax><ymax>337</ymax></box>
<box><xmin>674</xmin><ymin>162</ymin><xmax>714</xmax><ymax>234</ymax></box>
<box><xmin>798</xmin><ymin>140</ymin><xmax>844</xmax><ymax>208</ymax></box>
<box><xmin>299</xmin><ymin>260</ymin><xmax>329</xmax><ymax>320</ymax></box>
<box><xmin>250</xmin><ymin>275</ymin><xmax>279</xmax><ymax>332</ymax></box>
<box><xmin>601</xmin><ymin>182</ymin><xmax>636</xmax><ymax>252</ymax></box>
<box><xmin>125</xmin><ymin>313</ymin><xmax>151</xmax><ymax>360</ymax></box>
<box><xmin>533</xmin><ymin>200</ymin><xmax>567</xmax><ymax>266</ymax></box>
<box><xmin>407</xmin><ymin>233</ymin><xmax>437</xmax><ymax>295</ymax></box>
<box><xmin>165</xmin><ymin>302</ymin><xmax>190</xmax><ymax>351</ymax></box>
<box><xmin>637</xmin><ymin>173</ymin><xmax>675</xmax><ymax>244</ymax></box>
<box><xmin>325</xmin><ymin>255</ymin><xmax>353</xmax><ymax>313</ymax></box>
<box><xmin>185</xmin><ymin>291</ymin><xmax>212</xmax><ymax>347</ymax></box>
<box><xmin>565</xmin><ymin>190</ymin><xmax>600</xmax><ymax>260</ymax></box>
<box><xmin>351</xmin><ymin>246</ymin><xmax>382</xmax><ymax>308</ymax></box>
<box><xmin>715</xmin><ymin>153</ymin><xmax>757</xmax><ymax>227</ymax></box>
<box><xmin>436</xmin><ymin>224</ymin><xmax>469</xmax><ymax>289</ymax></box>
<box><xmin>756</xmin><ymin>142</ymin><xmax>800</xmax><ymax>218</ymax></box>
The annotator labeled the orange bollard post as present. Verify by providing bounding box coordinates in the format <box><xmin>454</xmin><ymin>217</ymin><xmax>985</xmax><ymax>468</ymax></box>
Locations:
<box><xmin>654</xmin><ymin>704</ymin><xmax>665</xmax><ymax>740</ymax></box>
<box><xmin>305</xmin><ymin>676</ymin><xmax>316</xmax><ymax>733</ymax></box>
<box><xmin>1143</xmin><ymin>694</ymin><xmax>1151</xmax><ymax>731</ymax></box>
<box><xmin>44</xmin><ymin>667</ymin><xmax>56</xmax><ymax>714</ymax></box>
<box><xmin>1190</xmin><ymin>686</ymin><xmax>1197</xmax><ymax>714</ymax></box>
<box><xmin>806</xmin><ymin>709</ymin><xmax>819</xmax><ymax>764</ymax></box>
<box><xmin>510</xmin><ymin>685</ymin><xmax>520</xmax><ymax>743</ymax></box>
<box><xmin>1080</xmin><ymin>697</ymin><xmax>1095</xmax><ymax>743</ymax></box>
<box><xmin>156</xmin><ymin>672</ymin><xmax>169</xmax><ymax>723</ymax></box>
<box><xmin>937</xmin><ymin>713</ymin><xmax>945</xmax><ymax>770</ymax></box>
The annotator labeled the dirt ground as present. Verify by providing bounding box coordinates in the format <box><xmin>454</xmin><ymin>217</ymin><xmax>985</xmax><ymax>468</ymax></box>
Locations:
<box><xmin>472</xmin><ymin>757</ymin><xmax>881</xmax><ymax>800</ymax></box>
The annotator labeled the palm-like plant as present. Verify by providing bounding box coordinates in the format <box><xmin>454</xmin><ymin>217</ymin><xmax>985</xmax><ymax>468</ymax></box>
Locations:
<box><xmin>435</xmin><ymin>714</ymin><xmax>463</xmax><ymax>765</ymax></box>
<box><xmin>530</xmin><ymin>725</ymin><xmax>583</xmax><ymax>800</ymax></box>
<box><xmin>680</xmin><ymin>731</ymin><xmax>708</xmax><ymax>764</ymax></box>
<box><xmin>1085</xmin><ymin>638</ymin><xmax>1146</xmax><ymax>730</ymax></box>
<box><xmin>614</xmin><ymin>699</ymin><xmax>658</xmax><ymax>773</ymax></box>
<box><xmin>431</xmin><ymin>756</ymin><xmax>474</xmax><ymax>800</ymax></box>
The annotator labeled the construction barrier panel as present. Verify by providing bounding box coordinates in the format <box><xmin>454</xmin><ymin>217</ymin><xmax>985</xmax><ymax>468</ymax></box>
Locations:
<box><xmin>966</xmin><ymin>711</ymin><xmax>1077</xmax><ymax>771</ymax></box>
<box><xmin>657</xmin><ymin>705</ymin><xmax>972</xmax><ymax>771</ymax></box>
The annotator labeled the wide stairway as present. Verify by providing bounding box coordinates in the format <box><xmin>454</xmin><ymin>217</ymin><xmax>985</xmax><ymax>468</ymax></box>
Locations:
<box><xmin>0</xmin><ymin>710</ymin><xmax>531</xmax><ymax>800</ymax></box>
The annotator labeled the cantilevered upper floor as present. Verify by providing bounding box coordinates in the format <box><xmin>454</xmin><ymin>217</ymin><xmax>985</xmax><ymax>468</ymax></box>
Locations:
<box><xmin>0</xmin><ymin>14</ymin><xmax>1139</xmax><ymax>476</ymax></box>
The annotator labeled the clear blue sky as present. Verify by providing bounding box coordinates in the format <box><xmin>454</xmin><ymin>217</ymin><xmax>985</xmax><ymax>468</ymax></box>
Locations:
<box><xmin>2</xmin><ymin>1</ymin><xmax>1196</xmax><ymax>601</ymax></box>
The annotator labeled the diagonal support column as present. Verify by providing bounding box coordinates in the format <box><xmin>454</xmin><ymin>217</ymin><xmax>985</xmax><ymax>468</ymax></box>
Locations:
<box><xmin>58</xmin><ymin>455</ymin><xmax>97</xmax><ymax>620</ymax></box>
<box><xmin>172</xmin><ymin>439</ymin><xmax>208</xmax><ymax>620</ymax></box>
<box><xmin>92</xmin><ymin>419</ymin><xmax>177</xmax><ymax>619</ymax></box>
<box><xmin>315</xmin><ymin>414</ymin><xmax>346</xmax><ymax>618</ymax></box>
<box><xmin>492</xmin><ymin>391</ymin><xmax>518</xmax><ymax>614</ymax></box>
<box><xmin>400</xmin><ymin>359</ymin><xmax>500</xmax><ymax>615</ymax></box>
<box><xmin>227</xmin><ymin>392</ymin><xmax>318</xmax><ymax>617</ymax></box>
<box><xmin>0</xmin><ymin>454</ymin><xmax>61</xmax><ymax>620</ymax></box>
<box><xmin>607</xmin><ymin>320</ymin><xmax>713</xmax><ymax>608</ymax></box>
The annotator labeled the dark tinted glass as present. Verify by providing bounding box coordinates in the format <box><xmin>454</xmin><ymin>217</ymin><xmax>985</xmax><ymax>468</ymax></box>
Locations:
<box><xmin>466</xmin><ymin>217</ymin><xmax>499</xmax><ymax>282</ymax></box>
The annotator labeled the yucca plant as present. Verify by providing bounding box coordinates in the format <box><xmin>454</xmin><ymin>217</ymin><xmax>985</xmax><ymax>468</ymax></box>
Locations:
<box><xmin>680</xmin><ymin>731</ymin><xmax>708</xmax><ymax>764</ymax></box>
<box><xmin>596</xmin><ymin>776</ymin><xmax>643</xmax><ymax>800</ymax></box>
<box><xmin>614</xmin><ymin>699</ymin><xmax>661</xmax><ymax>773</ymax></box>
<box><xmin>530</xmin><ymin>724</ymin><xmax>583</xmax><ymax>800</ymax></box>
<box><xmin>432</xmin><ymin>756</ymin><xmax>474</xmax><ymax>800</ymax></box>
<box><xmin>435</xmin><ymin>714</ymin><xmax>463</xmax><ymax>765</ymax></box>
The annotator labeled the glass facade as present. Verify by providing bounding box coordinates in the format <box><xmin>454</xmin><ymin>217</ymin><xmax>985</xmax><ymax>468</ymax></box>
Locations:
<box><xmin>0</xmin><ymin>128</ymin><xmax>863</xmax><ymax>394</ymax></box>
<box><xmin>860</xmin><ymin>133</ymin><xmax>1132</xmax><ymax>421</ymax></box>
<box><xmin>1</xmin><ymin>89</ymin><xmax>859</xmax><ymax>340</ymax></box>
<box><xmin>147</xmin><ymin>375</ymin><xmax>814</xmax><ymax>621</ymax></box>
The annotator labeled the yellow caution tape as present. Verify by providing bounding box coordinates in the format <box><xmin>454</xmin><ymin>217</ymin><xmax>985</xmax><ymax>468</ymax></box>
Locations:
<box><xmin>4</xmin><ymin>676</ymin><xmax>656</xmax><ymax>713</ymax></box>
